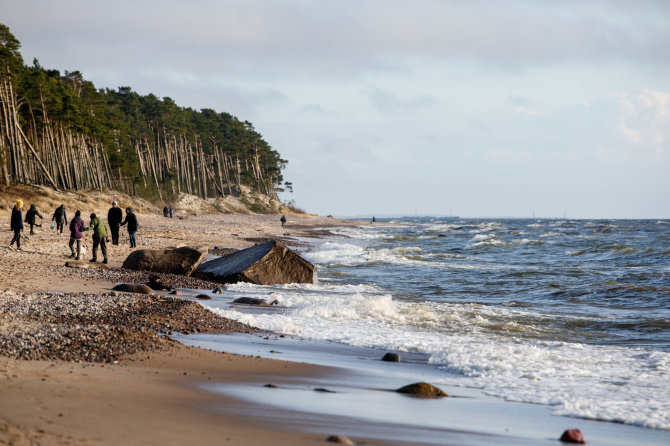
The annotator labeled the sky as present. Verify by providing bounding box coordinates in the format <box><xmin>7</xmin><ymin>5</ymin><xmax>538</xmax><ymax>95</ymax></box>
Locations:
<box><xmin>2</xmin><ymin>0</ymin><xmax>670</xmax><ymax>218</ymax></box>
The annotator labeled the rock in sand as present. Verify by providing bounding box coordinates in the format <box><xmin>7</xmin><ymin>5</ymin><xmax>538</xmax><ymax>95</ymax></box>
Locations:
<box><xmin>326</xmin><ymin>435</ymin><xmax>355</xmax><ymax>445</ymax></box>
<box><xmin>111</xmin><ymin>283</ymin><xmax>155</xmax><ymax>295</ymax></box>
<box><xmin>395</xmin><ymin>382</ymin><xmax>447</xmax><ymax>398</ymax></box>
<box><xmin>560</xmin><ymin>429</ymin><xmax>586</xmax><ymax>444</ymax></box>
<box><xmin>122</xmin><ymin>245</ymin><xmax>209</xmax><ymax>276</ymax></box>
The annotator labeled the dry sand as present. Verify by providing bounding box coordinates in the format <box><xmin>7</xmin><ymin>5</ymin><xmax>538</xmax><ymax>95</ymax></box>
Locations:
<box><xmin>1</xmin><ymin>186</ymin><xmax>372</xmax><ymax>445</ymax></box>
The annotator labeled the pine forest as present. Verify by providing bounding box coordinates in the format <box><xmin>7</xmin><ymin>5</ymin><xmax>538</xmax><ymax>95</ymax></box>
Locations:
<box><xmin>0</xmin><ymin>24</ymin><xmax>290</xmax><ymax>202</ymax></box>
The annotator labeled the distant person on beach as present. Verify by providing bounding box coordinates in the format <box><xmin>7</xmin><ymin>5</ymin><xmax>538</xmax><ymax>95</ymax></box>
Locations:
<box><xmin>163</xmin><ymin>205</ymin><xmax>168</xmax><ymax>218</ymax></box>
<box><xmin>83</xmin><ymin>213</ymin><xmax>108</xmax><ymax>264</ymax></box>
<box><xmin>107</xmin><ymin>200</ymin><xmax>123</xmax><ymax>245</ymax></box>
<box><xmin>8</xmin><ymin>200</ymin><xmax>23</xmax><ymax>251</ymax></box>
<box><xmin>25</xmin><ymin>204</ymin><xmax>43</xmax><ymax>235</ymax></box>
<box><xmin>372</xmin><ymin>216</ymin><xmax>376</xmax><ymax>223</ymax></box>
<box><xmin>280</xmin><ymin>215</ymin><xmax>287</xmax><ymax>228</ymax></box>
<box><xmin>169</xmin><ymin>206</ymin><xmax>174</xmax><ymax>218</ymax></box>
<box><xmin>68</xmin><ymin>210</ymin><xmax>85</xmax><ymax>260</ymax></box>
<box><xmin>120</xmin><ymin>207</ymin><xmax>139</xmax><ymax>248</ymax></box>
<box><xmin>52</xmin><ymin>204</ymin><xmax>68</xmax><ymax>236</ymax></box>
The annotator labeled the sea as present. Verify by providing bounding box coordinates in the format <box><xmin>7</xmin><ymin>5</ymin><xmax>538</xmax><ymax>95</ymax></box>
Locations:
<box><xmin>181</xmin><ymin>217</ymin><xmax>670</xmax><ymax>437</ymax></box>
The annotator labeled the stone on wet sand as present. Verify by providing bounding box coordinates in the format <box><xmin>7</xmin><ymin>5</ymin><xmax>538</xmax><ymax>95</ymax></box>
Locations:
<box><xmin>195</xmin><ymin>294</ymin><xmax>212</xmax><ymax>300</ymax></box>
<box><xmin>381</xmin><ymin>352</ymin><xmax>400</xmax><ymax>362</ymax></box>
<box><xmin>326</xmin><ymin>435</ymin><xmax>355</xmax><ymax>445</ymax></box>
<box><xmin>194</xmin><ymin>240</ymin><xmax>317</xmax><ymax>285</ymax></box>
<box><xmin>395</xmin><ymin>382</ymin><xmax>447</xmax><ymax>398</ymax></box>
<box><xmin>560</xmin><ymin>429</ymin><xmax>586</xmax><ymax>444</ymax></box>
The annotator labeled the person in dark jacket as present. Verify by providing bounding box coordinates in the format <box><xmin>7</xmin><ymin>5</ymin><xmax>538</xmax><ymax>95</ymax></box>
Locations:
<box><xmin>24</xmin><ymin>204</ymin><xmax>43</xmax><ymax>235</ymax></box>
<box><xmin>107</xmin><ymin>200</ymin><xmax>123</xmax><ymax>245</ymax></box>
<box><xmin>68</xmin><ymin>210</ymin><xmax>85</xmax><ymax>260</ymax></box>
<box><xmin>163</xmin><ymin>205</ymin><xmax>168</xmax><ymax>218</ymax></box>
<box><xmin>120</xmin><ymin>207</ymin><xmax>139</xmax><ymax>248</ymax></box>
<box><xmin>52</xmin><ymin>204</ymin><xmax>68</xmax><ymax>236</ymax></box>
<box><xmin>83</xmin><ymin>213</ymin><xmax>108</xmax><ymax>263</ymax></box>
<box><xmin>8</xmin><ymin>200</ymin><xmax>23</xmax><ymax>251</ymax></box>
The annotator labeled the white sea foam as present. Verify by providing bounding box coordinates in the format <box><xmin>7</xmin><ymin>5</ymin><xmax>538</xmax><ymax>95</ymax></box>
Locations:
<box><xmin>205</xmin><ymin>282</ymin><xmax>670</xmax><ymax>429</ymax></box>
<box><xmin>201</xmin><ymin>218</ymin><xmax>670</xmax><ymax>430</ymax></box>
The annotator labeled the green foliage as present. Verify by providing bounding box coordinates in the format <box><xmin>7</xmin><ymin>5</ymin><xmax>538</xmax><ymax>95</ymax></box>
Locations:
<box><xmin>0</xmin><ymin>24</ymin><xmax>288</xmax><ymax>199</ymax></box>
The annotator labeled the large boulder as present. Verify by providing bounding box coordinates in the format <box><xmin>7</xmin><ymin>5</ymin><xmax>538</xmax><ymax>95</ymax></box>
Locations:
<box><xmin>194</xmin><ymin>240</ymin><xmax>317</xmax><ymax>285</ymax></box>
<box><xmin>122</xmin><ymin>245</ymin><xmax>209</xmax><ymax>276</ymax></box>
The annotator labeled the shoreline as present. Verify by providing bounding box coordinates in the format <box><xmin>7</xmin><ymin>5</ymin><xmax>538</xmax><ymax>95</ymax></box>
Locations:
<box><xmin>1</xmin><ymin>211</ymin><xmax>668</xmax><ymax>445</ymax></box>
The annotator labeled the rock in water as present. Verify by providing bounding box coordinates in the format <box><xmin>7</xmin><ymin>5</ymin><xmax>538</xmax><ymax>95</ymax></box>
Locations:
<box><xmin>122</xmin><ymin>245</ymin><xmax>209</xmax><ymax>276</ymax></box>
<box><xmin>194</xmin><ymin>240</ymin><xmax>317</xmax><ymax>285</ymax></box>
<box><xmin>233</xmin><ymin>297</ymin><xmax>269</xmax><ymax>306</ymax></box>
<box><xmin>395</xmin><ymin>382</ymin><xmax>447</xmax><ymax>398</ymax></box>
<box><xmin>112</xmin><ymin>283</ymin><xmax>155</xmax><ymax>295</ymax></box>
<box><xmin>381</xmin><ymin>352</ymin><xmax>400</xmax><ymax>362</ymax></box>
<box><xmin>560</xmin><ymin>429</ymin><xmax>586</xmax><ymax>444</ymax></box>
<box><xmin>195</xmin><ymin>294</ymin><xmax>212</xmax><ymax>300</ymax></box>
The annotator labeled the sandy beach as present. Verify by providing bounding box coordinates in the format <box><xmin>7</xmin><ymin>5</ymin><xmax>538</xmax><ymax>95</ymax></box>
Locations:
<box><xmin>0</xmin><ymin>187</ymin><xmax>372</xmax><ymax>445</ymax></box>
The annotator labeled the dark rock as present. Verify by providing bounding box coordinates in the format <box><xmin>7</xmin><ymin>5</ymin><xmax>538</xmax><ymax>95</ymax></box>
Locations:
<box><xmin>314</xmin><ymin>388</ymin><xmax>336</xmax><ymax>393</ymax></box>
<box><xmin>169</xmin><ymin>290</ymin><xmax>182</xmax><ymax>296</ymax></box>
<box><xmin>212</xmin><ymin>286</ymin><xmax>224</xmax><ymax>294</ymax></box>
<box><xmin>382</xmin><ymin>352</ymin><xmax>400</xmax><ymax>362</ymax></box>
<box><xmin>395</xmin><ymin>382</ymin><xmax>447</xmax><ymax>398</ymax></box>
<box><xmin>194</xmin><ymin>240</ymin><xmax>317</xmax><ymax>285</ymax></box>
<box><xmin>326</xmin><ymin>435</ymin><xmax>354</xmax><ymax>445</ymax></box>
<box><xmin>560</xmin><ymin>429</ymin><xmax>586</xmax><ymax>444</ymax></box>
<box><xmin>146</xmin><ymin>275</ymin><xmax>172</xmax><ymax>291</ymax></box>
<box><xmin>122</xmin><ymin>245</ymin><xmax>209</xmax><ymax>276</ymax></box>
<box><xmin>233</xmin><ymin>297</ymin><xmax>269</xmax><ymax>306</ymax></box>
<box><xmin>195</xmin><ymin>294</ymin><xmax>212</xmax><ymax>300</ymax></box>
<box><xmin>264</xmin><ymin>383</ymin><xmax>280</xmax><ymax>388</ymax></box>
<box><xmin>111</xmin><ymin>283</ymin><xmax>155</xmax><ymax>295</ymax></box>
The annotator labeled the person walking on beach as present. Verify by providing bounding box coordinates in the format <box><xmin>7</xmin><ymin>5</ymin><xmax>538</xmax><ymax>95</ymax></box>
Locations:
<box><xmin>24</xmin><ymin>204</ymin><xmax>43</xmax><ymax>235</ymax></box>
<box><xmin>83</xmin><ymin>213</ymin><xmax>108</xmax><ymax>264</ymax></box>
<box><xmin>169</xmin><ymin>205</ymin><xmax>174</xmax><ymax>218</ymax></box>
<box><xmin>163</xmin><ymin>205</ymin><xmax>168</xmax><ymax>218</ymax></box>
<box><xmin>120</xmin><ymin>207</ymin><xmax>138</xmax><ymax>248</ymax></box>
<box><xmin>52</xmin><ymin>204</ymin><xmax>68</xmax><ymax>236</ymax></box>
<box><xmin>280</xmin><ymin>215</ymin><xmax>287</xmax><ymax>228</ymax></box>
<box><xmin>107</xmin><ymin>200</ymin><xmax>123</xmax><ymax>245</ymax></box>
<box><xmin>68</xmin><ymin>210</ymin><xmax>85</xmax><ymax>260</ymax></box>
<box><xmin>8</xmin><ymin>200</ymin><xmax>23</xmax><ymax>251</ymax></box>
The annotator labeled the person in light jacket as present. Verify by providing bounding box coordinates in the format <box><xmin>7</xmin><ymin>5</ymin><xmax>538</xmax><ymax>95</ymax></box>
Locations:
<box><xmin>83</xmin><ymin>213</ymin><xmax>108</xmax><ymax>264</ymax></box>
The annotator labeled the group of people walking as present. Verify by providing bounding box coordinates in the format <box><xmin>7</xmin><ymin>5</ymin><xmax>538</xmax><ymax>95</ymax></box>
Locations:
<box><xmin>8</xmin><ymin>200</ymin><xmax>139</xmax><ymax>263</ymax></box>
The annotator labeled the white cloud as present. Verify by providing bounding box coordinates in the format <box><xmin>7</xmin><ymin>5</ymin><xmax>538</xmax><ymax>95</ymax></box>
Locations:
<box><xmin>616</xmin><ymin>89</ymin><xmax>670</xmax><ymax>158</ymax></box>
